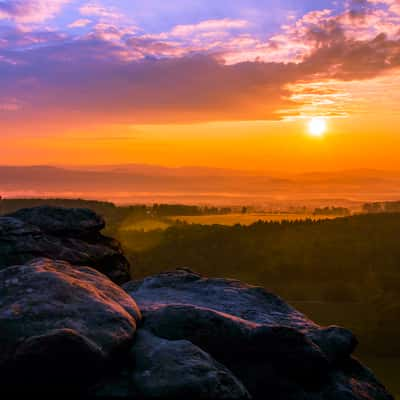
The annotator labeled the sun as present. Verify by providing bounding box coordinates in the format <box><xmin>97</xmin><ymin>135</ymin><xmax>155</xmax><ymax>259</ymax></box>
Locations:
<box><xmin>308</xmin><ymin>117</ymin><xmax>327</xmax><ymax>137</ymax></box>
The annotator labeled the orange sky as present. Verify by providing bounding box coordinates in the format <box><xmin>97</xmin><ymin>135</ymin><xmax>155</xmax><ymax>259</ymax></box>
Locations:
<box><xmin>2</xmin><ymin>0</ymin><xmax>400</xmax><ymax>172</ymax></box>
<box><xmin>3</xmin><ymin>113</ymin><xmax>400</xmax><ymax>172</ymax></box>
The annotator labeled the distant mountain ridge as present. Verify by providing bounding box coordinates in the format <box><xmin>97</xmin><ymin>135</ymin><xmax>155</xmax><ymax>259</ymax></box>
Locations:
<box><xmin>1</xmin><ymin>165</ymin><xmax>400</xmax><ymax>205</ymax></box>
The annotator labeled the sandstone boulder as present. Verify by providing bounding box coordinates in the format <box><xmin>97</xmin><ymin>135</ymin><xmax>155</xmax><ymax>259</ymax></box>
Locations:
<box><xmin>123</xmin><ymin>269</ymin><xmax>393</xmax><ymax>400</ymax></box>
<box><xmin>0</xmin><ymin>206</ymin><xmax>130</xmax><ymax>283</ymax></box>
<box><xmin>8</xmin><ymin>206</ymin><xmax>105</xmax><ymax>235</ymax></box>
<box><xmin>0</xmin><ymin>258</ymin><xmax>141</xmax><ymax>394</ymax></box>
<box><xmin>92</xmin><ymin>330</ymin><xmax>251</xmax><ymax>399</ymax></box>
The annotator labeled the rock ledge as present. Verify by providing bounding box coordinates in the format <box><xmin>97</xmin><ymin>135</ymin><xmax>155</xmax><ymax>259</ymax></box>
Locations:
<box><xmin>0</xmin><ymin>206</ymin><xmax>130</xmax><ymax>283</ymax></box>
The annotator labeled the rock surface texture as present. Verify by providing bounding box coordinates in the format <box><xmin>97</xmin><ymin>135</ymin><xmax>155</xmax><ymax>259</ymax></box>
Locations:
<box><xmin>92</xmin><ymin>330</ymin><xmax>251</xmax><ymax>399</ymax></box>
<box><xmin>0</xmin><ymin>258</ymin><xmax>141</xmax><ymax>394</ymax></box>
<box><xmin>0</xmin><ymin>206</ymin><xmax>130</xmax><ymax>283</ymax></box>
<box><xmin>123</xmin><ymin>269</ymin><xmax>394</xmax><ymax>400</ymax></box>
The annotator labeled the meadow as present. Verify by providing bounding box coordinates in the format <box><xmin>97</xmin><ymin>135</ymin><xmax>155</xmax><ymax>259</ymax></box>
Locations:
<box><xmin>120</xmin><ymin>213</ymin><xmax>338</xmax><ymax>232</ymax></box>
<box><xmin>169</xmin><ymin>213</ymin><xmax>336</xmax><ymax>225</ymax></box>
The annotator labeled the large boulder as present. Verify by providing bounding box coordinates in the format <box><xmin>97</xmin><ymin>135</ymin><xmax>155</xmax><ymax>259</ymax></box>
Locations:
<box><xmin>0</xmin><ymin>206</ymin><xmax>130</xmax><ymax>283</ymax></box>
<box><xmin>140</xmin><ymin>304</ymin><xmax>329</xmax><ymax>386</ymax></box>
<box><xmin>0</xmin><ymin>258</ymin><xmax>141</xmax><ymax>394</ymax></box>
<box><xmin>91</xmin><ymin>330</ymin><xmax>251</xmax><ymax>399</ymax></box>
<box><xmin>8</xmin><ymin>206</ymin><xmax>105</xmax><ymax>235</ymax></box>
<box><xmin>123</xmin><ymin>269</ymin><xmax>393</xmax><ymax>400</ymax></box>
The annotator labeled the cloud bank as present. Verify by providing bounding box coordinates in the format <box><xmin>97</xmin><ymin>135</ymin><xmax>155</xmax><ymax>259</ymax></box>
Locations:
<box><xmin>1</xmin><ymin>0</ymin><xmax>400</xmax><ymax>126</ymax></box>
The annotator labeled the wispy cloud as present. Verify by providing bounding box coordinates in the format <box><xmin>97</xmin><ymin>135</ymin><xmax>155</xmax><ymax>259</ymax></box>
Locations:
<box><xmin>68</xmin><ymin>19</ymin><xmax>92</xmax><ymax>29</ymax></box>
<box><xmin>0</xmin><ymin>0</ymin><xmax>70</xmax><ymax>23</ymax></box>
<box><xmin>169</xmin><ymin>18</ymin><xmax>249</xmax><ymax>37</ymax></box>
<box><xmin>79</xmin><ymin>2</ymin><xmax>122</xmax><ymax>20</ymax></box>
<box><xmin>0</xmin><ymin>97</ymin><xmax>21</xmax><ymax>111</ymax></box>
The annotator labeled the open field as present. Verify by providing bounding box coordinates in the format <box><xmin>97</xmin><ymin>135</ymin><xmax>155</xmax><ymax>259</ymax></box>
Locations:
<box><xmin>119</xmin><ymin>213</ymin><xmax>341</xmax><ymax>232</ymax></box>
<box><xmin>168</xmin><ymin>213</ymin><xmax>339</xmax><ymax>226</ymax></box>
<box><xmin>119</xmin><ymin>219</ymin><xmax>171</xmax><ymax>232</ymax></box>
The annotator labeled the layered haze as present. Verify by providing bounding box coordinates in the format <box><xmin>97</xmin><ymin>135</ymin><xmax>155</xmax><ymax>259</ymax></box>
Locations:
<box><xmin>2</xmin><ymin>164</ymin><xmax>400</xmax><ymax>206</ymax></box>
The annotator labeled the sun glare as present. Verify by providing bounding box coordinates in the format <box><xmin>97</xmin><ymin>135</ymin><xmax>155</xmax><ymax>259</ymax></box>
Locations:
<box><xmin>308</xmin><ymin>118</ymin><xmax>327</xmax><ymax>137</ymax></box>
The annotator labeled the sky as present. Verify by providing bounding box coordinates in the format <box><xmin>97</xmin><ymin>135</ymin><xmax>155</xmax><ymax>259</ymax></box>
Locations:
<box><xmin>1</xmin><ymin>0</ymin><xmax>400</xmax><ymax>171</ymax></box>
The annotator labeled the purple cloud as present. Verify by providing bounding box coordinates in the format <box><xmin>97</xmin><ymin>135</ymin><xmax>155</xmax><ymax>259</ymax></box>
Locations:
<box><xmin>0</xmin><ymin>0</ymin><xmax>70</xmax><ymax>23</ymax></box>
<box><xmin>68</xmin><ymin>19</ymin><xmax>92</xmax><ymax>29</ymax></box>
<box><xmin>79</xmin><ymin>2</ymin><xmax>122</xmax><ymax>20</ymax></box>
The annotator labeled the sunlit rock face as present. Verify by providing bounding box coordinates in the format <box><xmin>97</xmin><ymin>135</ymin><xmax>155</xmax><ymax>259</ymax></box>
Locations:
<box><xmin>0</xmin><ymin>206</ymin><xmax>130</xmax><ymax>284</ymax></box>
<box><xmin>0</xmin><ymin>258</ymin><xmax>141</xmax><ymax>395</ymax></box>
<box><xmin>123</xmin><ymin>269</ymin><xmax>394</xmax><ymax>400</ymax></box>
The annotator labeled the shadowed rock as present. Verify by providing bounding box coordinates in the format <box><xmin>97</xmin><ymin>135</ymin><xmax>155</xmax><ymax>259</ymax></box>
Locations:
<box><xmin>123</xmin><ymin>269</ymin><xmax>393</xmax><ymax>400</ymax></box>
<box><xmin>8</xmin><ymin>206</ymin><xmax>105</xmax><ymax>235</ymax></box>
<box><xmin>0</xmin><ymin>206</ymin><xmax>130</xmax><ymax>283</ymax></box>
<box><xmin>91</xmin><ymin>330</ymin><xmax>251</xmax><ymax>399</ymax></box>
<box><xmin>0</xmin><ymin>258</ymin><xmax>141</xmax><ymax>394</ymax></box>
<box><xmin>11</xmin><ymin>329</ymin><xmax>105</xmax><ymax>392</ymax></box>
<box><xmin>140</xmin><ymin>304</ymin><xmax>329</xmax><ymax>386</ymax></box>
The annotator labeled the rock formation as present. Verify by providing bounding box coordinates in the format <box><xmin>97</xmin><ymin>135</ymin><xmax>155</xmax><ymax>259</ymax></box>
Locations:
<box><xmin>92</xmin><ymin>330</ymin><xmax>251</xmax><ymax>399</ymax></box>
<box><xmin>0</xmin><ymin>206</ymin><xmax>130</xmax><ymax>283</ymax></box>
<box><xmin>0</xmin><ymin>258</ymin><xmax>141</xmax><ymax>394</ymax></box>
<box><xmin>0</xmin><ymin>207</ymin><xmax>394</xmax><ymax>399</ymax></box>
<box><xmin>123</xmin><ymin>269</ymin><xmax>393</xmax><ymax>400</ymax></box>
